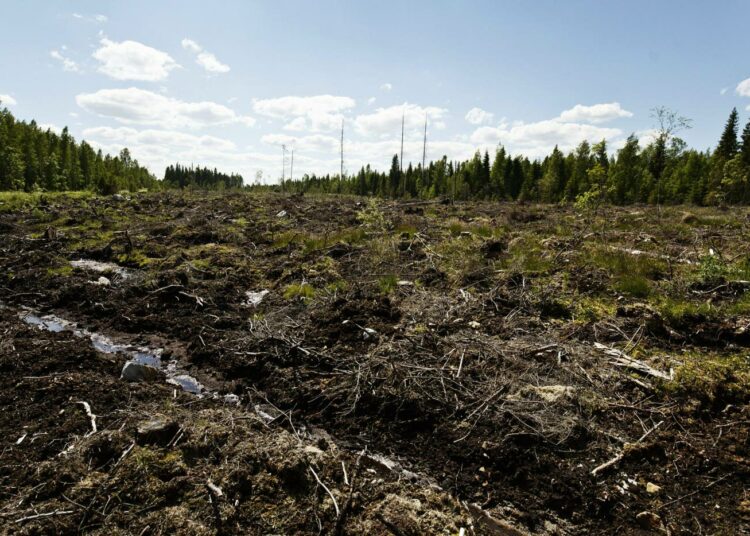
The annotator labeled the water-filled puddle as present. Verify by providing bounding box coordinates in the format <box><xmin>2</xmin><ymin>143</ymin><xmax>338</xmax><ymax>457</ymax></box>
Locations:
<box><xmin>21</xmin><ymin>310</ymin><xmax>204</xmax><ymax>395</ymax></box>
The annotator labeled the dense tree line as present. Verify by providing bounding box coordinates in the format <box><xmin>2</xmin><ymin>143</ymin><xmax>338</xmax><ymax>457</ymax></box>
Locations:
<box><xmin>163</xmin><ymin>163</ymin><xmax>243</xmax><ymax>190</ymax></box>
<box><xmin>0</xmin><ymin>104</ymin><xmax>158</xmax><ymax>194</ymax></box>
<box><xmin>280</xmin><ymin>108</ymin><xmax>750</xmax><ymax>205</ymax></box>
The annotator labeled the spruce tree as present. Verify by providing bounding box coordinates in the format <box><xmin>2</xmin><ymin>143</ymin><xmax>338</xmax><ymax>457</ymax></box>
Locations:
<box><xmin>716</xmin><ymin>108</ymin><xmax>740</xmax><ymax>160</ymax></box>
<box><xmin>740</xmin><ymin>119</ymin><xmax>750</xmax><ymax>169</ymax></box>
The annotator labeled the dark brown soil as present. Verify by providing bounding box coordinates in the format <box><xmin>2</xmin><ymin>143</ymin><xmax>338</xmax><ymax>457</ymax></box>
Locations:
<box><xmin>1</xmin><ymin>191</ymin><xmax>749</xmax><ymax>535</ymax></box>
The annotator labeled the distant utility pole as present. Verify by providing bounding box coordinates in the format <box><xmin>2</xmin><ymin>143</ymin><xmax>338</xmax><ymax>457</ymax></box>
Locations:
<box><xmin>340</xmin><ymin>119</ymin><xmax>344</xmax><ymax>180</ymax></box>
<box><xmin>400</xmin><ymin>109</ymin><xmax>405</xmax><ymax>172</ymax></box>
<box><xmin>421</xmin><ymin>116</ymin><xmax>427</xmax><ymax>186</ymax></box>
<box><xmin>400</xmin><ymin>108</ymin><xmax>405</xmax><ymax>195</ymax></box>
<box><xmin>290</xmin><ymin>148</ymin><xmax>294</xmax><ymax>182</ymax></box>
<box><xmin>281</xmin><ymin>144</ymin><xmax>286</xmax><ymax>181</ymax></box>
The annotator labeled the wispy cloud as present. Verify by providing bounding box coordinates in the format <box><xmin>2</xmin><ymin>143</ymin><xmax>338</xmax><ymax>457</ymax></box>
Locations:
<box><xmin>50</xmin><ymin>49</ymin><xmax>81</xmax><ymax>73</ymax></box>
<box><xmin>181</xmin><ymin>38</ymin><xmax>230</xmax><ymax>74</ymax></box>
<box><xmin>72</xmin><ymin>13</ymin><xmax>107</xmax><ymax>23</ymax></box>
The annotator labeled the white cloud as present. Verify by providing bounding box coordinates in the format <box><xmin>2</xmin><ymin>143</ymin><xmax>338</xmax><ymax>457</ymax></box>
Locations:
<box><xmin>84</xmin><ymin>126</ymin><xmax>293</xmax><ymax>185</ymax></box>
<box><xmin>367</xmin><ymin>97</ymin><xmax>376</xmax><ymax>105</ymax></box>
<box><xmin>76</xmin><ymin>87</ymin><xmax>255</xmax><ymax>129</ymax></box>
<box><xmin>181</xmin><ymin>39</ymin><xmax>202</xmax><ymax>54</ymax></box>
<box><xmin>354</xmin><ymin>103</ymin><xmax>447</xmax><ymax>137</ymax></box>
<box><xmin>558</xmin><ymin>102</ymin><xmax>633</xmax><ymax>124</ymax></box>
<box><xmin>261</xmin><ymin>133</ymin><xmax>339</xmax><ymax>153</ymax></box>
<box><xmin>470</xmin><ymin>118</ymin><xmax>621</xmax><ymax>158</ymax></box>
<box><xmin>737</xmin><ymin>78</ymin><xmax>750</xmax><ymax>97</ymax></box>
<box><xmin>253</xmin><ymin>95</ymin><xmax>355</xmax><ymax>132</ymax></box>
<box><xmin>83</xmin><ymin>126</ymin><xmax>237</xmax><ymax>151</ymax></box>
<box><xmin>73</xmin><ymin>13</ymin><xmax>108</xmax><ymax>23</ymax></box>
<box><xmin>181</xmin><ymin>38</ymin><xmax>230</xmax><ymax>74</ymax></box>
<box><xmin>39</xmin><ymin>123</ymin><xmax>63</xmax><ymax>134</ymax></box>
<box><xmin>93</xmin><ymin>38</ymin><xmax>179</xmax><ymax>81</ymax></box>
<box><xmin>254</xmin><ymin>95</ymin><xmax>355</xmax><ymax>118</ymax></box>
<box><xmin>0</xmin><ymin>94</ymin><xmax>17</xmax><ymax>106</ymax></box>
<box><xmin>720</xmin><ymin>87</ymin><xmax>728</xmax><ymax>96</ymax></box>
<box><xmin>634</xmin><ymin>128</ymin><xmax>659</xmax><ymax>147</ymax></box>
<box><xmin>465</xmin><ymin>107</ymin><xmax>494</xmax><ymax>125</ymax></box>
<box><xmin>380</xmin><ymin>83</ymin><xmax>393</xmax><ymax>92</ymax></box>
<box><xmin>282</xmin><ymin>117</ymin><xmax>308</xmax><ymax>131</ymax></box>
<box><xmin>50</xmin><ymin>49</ymin><xmax>81</xmax><ymax>73</ymax></box>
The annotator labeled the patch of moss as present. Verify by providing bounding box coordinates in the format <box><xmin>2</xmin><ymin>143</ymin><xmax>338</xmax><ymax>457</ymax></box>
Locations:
<box><xmin>572</xmin><ymin>297</ymin><xmax>617</xmax><ymax>322</ymax></box>
<box><xmin>283</xmin><ymin>282</ymin><xmax>316</xmax><ymax>302</ymax></box>
<box><xmin>657</xmin><ymin>298</ymin><xmax>715</xmax><ymax>328</ymax></box>
<box><xmin>615</xmin><ymin>274</ymin><xmax>652</xmax><ymax>298</ymax></box>
<box><xmin>46</xmin><ymin>264</ymin><xmax>74</xmax><ymax>277</ymax></box>
<box><xmin>663</xmin><ymin>353</ymin><xmax>750</xmax><ymax>404</ymax></box>
<box><xmin>378</xmin><ymin>274</ymin><xmax>398</xmax><ymax>295</ymax></box>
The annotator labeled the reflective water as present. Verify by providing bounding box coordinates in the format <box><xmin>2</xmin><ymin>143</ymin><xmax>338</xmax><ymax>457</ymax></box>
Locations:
<box><xmin>21</xmin><ymin>310</ymin><xmax>204</xmax><ymax>395</ymax></box>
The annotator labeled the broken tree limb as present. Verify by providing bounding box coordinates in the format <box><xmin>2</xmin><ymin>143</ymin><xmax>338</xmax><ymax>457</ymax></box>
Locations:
<box><xmin>309</xmin><ymin>465</ymin><xmax>340</xmax><ymax>518</ymax></box>
<box><xmin>592</xmin><ymin>420</ymin><xmax>664</xmax><ymax>476</ymax></box>
<box><xmin>205</xmin><ymin>479</ymin><xmax>223</xmax><ymax>531</ymax></box>
<box><xmin>77</xmin><ymin>401</ymin><xmax>97</xmax><ymax>435</ymax></box>
<box><xmin>594</xmin><ymin>343</ymin><xmax>673</xmax><ymax>381</ymax></box>
<box><xmin>15</xmin><ymin>509</ymin><xmax>75</xmax><ymax>524</ymax></box>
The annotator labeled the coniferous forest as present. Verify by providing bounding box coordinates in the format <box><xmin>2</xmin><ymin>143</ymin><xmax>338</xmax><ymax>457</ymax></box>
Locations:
<box><xmin>163</xmin><ymin>163</ymin><xmax>244</xmax><ymax>190</ymax></box>
<box><xmin>0</xmin><ymin>105</ymin><xmax>158</xmax><ymax>194</ymax></box>
<box><xmin>282</xmin><ymin>108</ymin><xmax>750</xmax><ymax>206</ymax></box>
<box><xmin>3</xmin><ymin>101</ymin><xmax>750</xmax><ymax>205</ymax></box>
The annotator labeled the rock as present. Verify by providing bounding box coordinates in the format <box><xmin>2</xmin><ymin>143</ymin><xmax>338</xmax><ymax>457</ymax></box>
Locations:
<box><xmin>636</xmin><ymin>511</ymin><xmax>663</xmax><ymax>531</ymax></box>
<box><xmin>121</xmin><ymin>361</ymin><xmax>164</xmax><ymax>383</ymax></box>
<box><xmin>94</xmin><ymin>276</ymin><xmax>111</xmax><ymax>286</ymax></box>
<box><xmin>645</xmin><ymin>482</ymin><xmax>662</xmax><ymax>494</ymax></box>
<box><xmin>276</xmin><ymin>210</ymin><xmax>288</xmax><ymax>218</ymax></box>
<box><xmin>245</xmin><ymin>289</ymin><xmax>269</xmax><ymax>307</ymax></box>
<box><xmin>136</xmin><ymin>418</ymin><xmax>179</xmax><ymax>446</ymax></box>
<box><xmin>468</xmin><ymin>320</ymin><xmax>481</xmax><ymax>329</ymax></box>
<box><xmin>362</xmin><ymin>327</ymin><xmax>378</xmax><ymax>340</ymax></box>
<box><xmin>224</xmin><ymin>394</ymin><xmax>240</xmax><ymax>405</ymax></box>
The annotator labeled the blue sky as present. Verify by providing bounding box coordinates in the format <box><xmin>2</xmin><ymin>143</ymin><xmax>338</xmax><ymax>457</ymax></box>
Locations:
<box><xmin>1</xmin><ymin>0</ymin><xmax>749</xmax><ymax>183</ymax></box>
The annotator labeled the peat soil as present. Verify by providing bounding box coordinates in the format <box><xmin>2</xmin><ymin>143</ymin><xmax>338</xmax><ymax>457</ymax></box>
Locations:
<box><xmin>0</xmin><ymin>191</ymin><xmax>749</xmax><ymax>535</ymax></box>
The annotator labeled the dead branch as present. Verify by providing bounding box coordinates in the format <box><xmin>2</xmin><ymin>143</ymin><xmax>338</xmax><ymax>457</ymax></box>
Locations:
<box><xmin>591</xmin><ymin>420</ymin><xmax>664</xmax><ymax>476</ymax></box>
<box><xmin>309</xmin><ymin>465</ymin><xmax>340</xmax><ymax>518</ymax></box>
<box><xmin>77</xmin><ymin>401</ymin><xmax>97</xmax><ymax>435</ymax></box>
<box><xmin>594</xmin><ymin>343</ymin><xmax>672</xmax><ymax>381</ymax></box>
<box><xmin>15</xmin><ymin>509</ymin><xmax>75</xmax><ymax>524</ymax></box>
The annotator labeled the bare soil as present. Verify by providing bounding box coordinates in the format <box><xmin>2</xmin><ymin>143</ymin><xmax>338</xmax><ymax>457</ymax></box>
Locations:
<box><xmin>0</xmin><ymin>191</ymin><xmax>749</xmax><ymax>535</ymax></box>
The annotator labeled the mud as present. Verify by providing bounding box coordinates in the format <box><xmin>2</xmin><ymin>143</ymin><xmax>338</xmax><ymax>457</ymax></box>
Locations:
<box><xmin>1</xmin><ymin>191</ymin><xmax>749</xmax><ymax>534</ymax></box>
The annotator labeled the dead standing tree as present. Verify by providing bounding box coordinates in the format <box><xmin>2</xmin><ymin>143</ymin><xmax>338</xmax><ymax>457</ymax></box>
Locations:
<box><xmin>650</xmin><ymin>106</ymin><xmax>692</xmax><ymax>212</ymax></box>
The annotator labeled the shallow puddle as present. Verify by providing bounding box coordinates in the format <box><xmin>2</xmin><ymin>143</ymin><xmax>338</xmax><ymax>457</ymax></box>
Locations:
<box><xmin>20</xmin><ymin>309</ymin><xmax>205</xmax><ymax>395</ymax></box>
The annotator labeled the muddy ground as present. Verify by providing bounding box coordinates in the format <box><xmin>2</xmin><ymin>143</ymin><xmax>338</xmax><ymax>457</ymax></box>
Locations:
<box><xmin>0</xmin><ymin>191</ymin><xmax>749</xmax><ymax>535</ymax></box>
